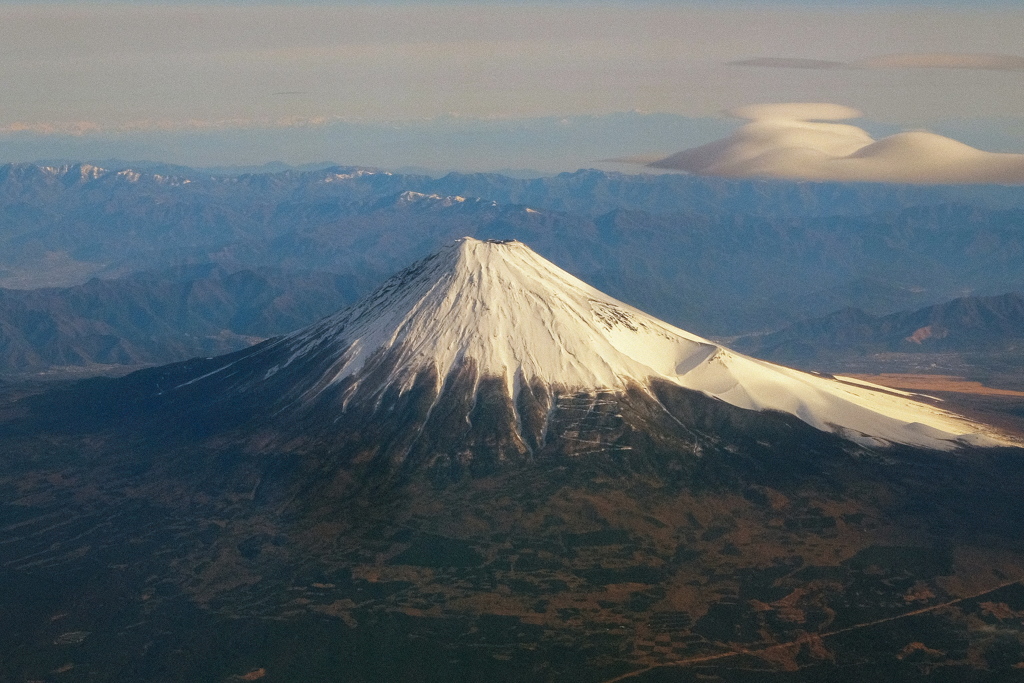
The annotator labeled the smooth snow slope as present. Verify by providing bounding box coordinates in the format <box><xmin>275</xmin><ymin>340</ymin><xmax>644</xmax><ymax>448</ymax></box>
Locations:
<box><xmin>266</xmin><ymin>237</ymin><xmax>1011</xmax><ymax>450</ymax></box>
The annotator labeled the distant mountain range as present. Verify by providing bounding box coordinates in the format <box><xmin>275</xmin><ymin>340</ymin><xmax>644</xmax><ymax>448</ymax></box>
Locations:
<box><xmin>1</xmin><ymin>262</ymin><xmax>1020</xmax><ymax>377</ymax></box>
<box><xmin>0</xmin><ymin>266</ymin><xmax>366</xmax><ymax>373</ymax></box>
<box><xmin>734</xmin><ymin>292</ymin><xmax>1024</xmax><ymax>365</ymax></box>
<box><xmin>1</xmin><ymin>162</ymin><xmax>1024</xmax><ymax>352</ymax></box>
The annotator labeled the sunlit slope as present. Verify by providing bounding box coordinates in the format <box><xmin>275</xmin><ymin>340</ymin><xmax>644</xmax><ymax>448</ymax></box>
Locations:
<box><xmin>187</xmin><ymin>237</ymin><xmax>1012</xmax><ymax>450</ymax></box>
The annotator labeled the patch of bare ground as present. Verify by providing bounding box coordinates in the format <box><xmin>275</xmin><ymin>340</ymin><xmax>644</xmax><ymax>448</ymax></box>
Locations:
<box><xmin>847</xmin><ymin>373</ymin><xmax>1024</xmax><ymax>439</ymax></box>
<box><xmin>847</xmin><ymin>374</ymin><xmax>1024</xmax><ymax>397</ymax></box>
<box><xmin>601</xmin><ymin>576</ymin><xmax>1024</xmax><ymax>683</ymax></box>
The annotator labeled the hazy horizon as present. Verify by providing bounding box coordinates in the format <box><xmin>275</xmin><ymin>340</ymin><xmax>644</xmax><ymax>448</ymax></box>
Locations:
<box><xmin>2</xmin><ymin>0</ymin><xmax>1023</xmax><ymax>174</ymax></box>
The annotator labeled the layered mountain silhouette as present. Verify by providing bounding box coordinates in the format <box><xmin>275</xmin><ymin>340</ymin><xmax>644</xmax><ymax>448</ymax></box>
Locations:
<box><xmin>0</xmin><ymin>265</ymin><xmax>367</xmax><ymax>373</ymax></box>
<box><xmin>735</xmin><ymin>292</ymin><xmax>1024</xmax><ymax>364</ymax></box>
<box><xmin>3</xmin><ymin>162</ymin><xmax>1024</xmax><ymax>339</ymax></box>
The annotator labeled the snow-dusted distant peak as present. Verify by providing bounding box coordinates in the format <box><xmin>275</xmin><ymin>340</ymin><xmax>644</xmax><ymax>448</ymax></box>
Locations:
<box><xmin>321</xmin><ymin>169</ymin><xmax>381</xmax><ymax>182</ymax></box>
<box><xmin>393</xmin><ymin>191</ymin><xmax>495</xmax><ymax>208</ymax></box>
<box><xmin>34</xmin><ymin>164</ymin><xmax>192</xmax><ymax>186</ymax></box>
<box><xmin>41</xmin><ymin>163</ymin><xmax>107</xmax><ymax>181</ymax></box>
<box><xmin>257</xmin><ymin>237</ymin><xmax>1014</xmax><ymax>451</ymax></box>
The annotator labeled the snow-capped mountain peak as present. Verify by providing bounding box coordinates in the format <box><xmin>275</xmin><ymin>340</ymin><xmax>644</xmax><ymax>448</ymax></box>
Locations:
<box><xmin>236</xmin><ymin>237</ymin><xmax>1012</xmax><ymax>451</ymax></box>
<box><xmin>278</xmin><ymin>237</ymin><xmax>715</xmax><ymax>395</ymax></box>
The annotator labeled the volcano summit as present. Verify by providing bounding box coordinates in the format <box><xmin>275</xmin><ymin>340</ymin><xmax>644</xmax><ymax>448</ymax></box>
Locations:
<box><xmin>137</xmin><ymin>236</ymin><xmax>1009</xmax><ymax>460</ymax></box>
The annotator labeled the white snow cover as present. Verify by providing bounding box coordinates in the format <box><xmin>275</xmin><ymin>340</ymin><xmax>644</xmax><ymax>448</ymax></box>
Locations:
<box><xmin>276</xmin><ymin>237</ymin><xmax>1014</xmax><ymax>451</ymax></box>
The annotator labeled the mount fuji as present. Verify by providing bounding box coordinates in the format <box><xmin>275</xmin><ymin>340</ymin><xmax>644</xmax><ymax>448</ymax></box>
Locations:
<box><xmin>59</xmin><ymin>236</ymin><xmax>1011</xmax><ymax>477</ymax></box>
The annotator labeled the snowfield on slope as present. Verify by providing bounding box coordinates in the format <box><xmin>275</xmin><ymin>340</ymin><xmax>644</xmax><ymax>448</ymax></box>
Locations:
<box><xmin>250</xmin><ymin>237</ymin><xmax>1013</xmax><ymax>451</ymax></box>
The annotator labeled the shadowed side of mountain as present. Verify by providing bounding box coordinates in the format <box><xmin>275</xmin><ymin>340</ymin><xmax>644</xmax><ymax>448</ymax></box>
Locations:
<box><xmin>2</xmin><ymin>344</ymin><xmax>871</xmax><ymax>503</ymax></box>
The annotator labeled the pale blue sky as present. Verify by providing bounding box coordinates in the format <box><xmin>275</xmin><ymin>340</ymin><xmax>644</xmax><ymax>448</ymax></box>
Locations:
<box><xmin>1</xmin><ymin>0</ymin><xmax>1022</xmax><ymax>169</ymax></box>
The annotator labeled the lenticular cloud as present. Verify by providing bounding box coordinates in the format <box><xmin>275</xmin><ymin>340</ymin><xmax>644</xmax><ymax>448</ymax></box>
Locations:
<box><xmin>648</xmin><ymin>103</ymin><xmax>1024</xmax><ymax>184</ymax></box>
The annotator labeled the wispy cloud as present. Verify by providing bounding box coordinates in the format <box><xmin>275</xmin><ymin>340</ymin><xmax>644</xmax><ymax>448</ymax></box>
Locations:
<box><xmin>728</xmin><ymin>58</ymin><xmax>847</xmax><ymax>70</ymax></box>
<box><xmin>1</xmin><ymin>121</ymin><xmax>104</xmax><ymax>136</ymax></box>
<box><xmin>0</xmin><ymin>115</ymin><xmax>342</xmax><ymax>136</ymax></box>
<box><xmin>860</xmin><ymin>53</ymin><xmax>1024</xmax><ymax>70</ymax></box>
<box><xmin>731</xmin><ymin>52</ymin><xmax>1024</xmax><ymax>72</ymax></box>
<box><xmin>646</xmin><ymin>102</ymin><xmax>1024</xmax><ymax>184</ymax></box>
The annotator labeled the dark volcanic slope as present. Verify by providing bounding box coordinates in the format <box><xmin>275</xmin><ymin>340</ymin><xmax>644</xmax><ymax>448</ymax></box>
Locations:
<box><xmin>4</xmin><ymin>372</ymin><xmax>1024</xmax><ymax>682</ymax></box>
